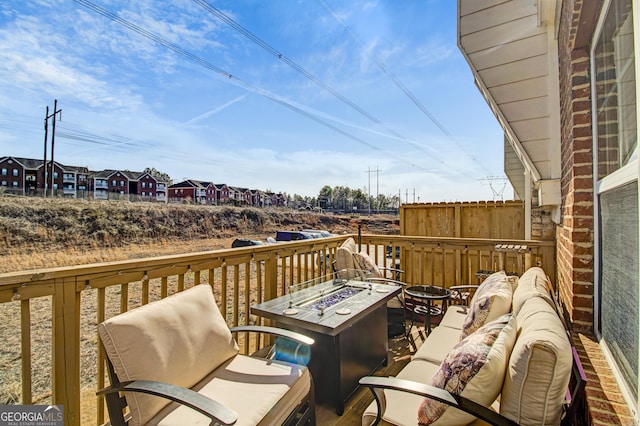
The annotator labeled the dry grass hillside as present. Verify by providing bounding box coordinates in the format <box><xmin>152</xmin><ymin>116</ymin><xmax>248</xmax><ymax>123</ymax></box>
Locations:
<box><xmin>0</xmin><ymin>195</ymin><xmax>399</xmax><ymax>273</ymax></box>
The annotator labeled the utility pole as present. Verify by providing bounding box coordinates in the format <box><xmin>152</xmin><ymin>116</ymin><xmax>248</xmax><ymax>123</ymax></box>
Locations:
<box><xmin>42</xmin><ymin>106</ymin><xmax>49</xmax><ymax>197</ymax></box>
<box><xmin>366</xmin><ymin>166</ymin><xmax>371</xmax><ymax>215</ymax></box>
<box><xmin>376</xmin><ymin>166</ymin><xmax>380</xmax><ymax>213</ymax></box>
<box><xmin>43</xmin><ymin>99</ymin><xmax>62</xmax><ymax>197</ymax></box>
<box><xmin>366</xmin><ymin>166</ymin><xmax>381</xmax><ymax>214</ymax></box>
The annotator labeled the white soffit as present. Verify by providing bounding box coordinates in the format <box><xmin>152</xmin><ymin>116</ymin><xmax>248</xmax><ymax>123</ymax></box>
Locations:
<box><xmin>458</xmin><ymin>0</ymin><xmax>557</xmax><ymax>183</ymax></box>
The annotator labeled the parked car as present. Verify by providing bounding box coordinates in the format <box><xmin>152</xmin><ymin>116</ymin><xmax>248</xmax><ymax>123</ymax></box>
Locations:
<box><xmin>274</xmin><ymin>231</ymin><xmax>315</xmax><ymax>241</ymax></box>
<box><xmin>301</xmin><ymin>229</ymin><xmax>334</xmax><ymax>238</ymax></box>
<box><xmin>231</xmin><ymin>238</ymin><xmax>264</xmax><ymax>248</ymax></box>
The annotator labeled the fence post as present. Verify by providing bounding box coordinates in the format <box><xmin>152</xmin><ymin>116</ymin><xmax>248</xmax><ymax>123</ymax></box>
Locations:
<box><xmin>52</xmin><ymin>277</ymin><xmax>81</xmax><ymax>426</ymax></box>
<box><xmin>262</xmin><ymin>254</ymin><xmax>279</xmax><ymax>345</ymax></box>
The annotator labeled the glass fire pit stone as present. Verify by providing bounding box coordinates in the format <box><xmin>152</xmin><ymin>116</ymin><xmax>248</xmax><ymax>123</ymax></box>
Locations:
<box><xmin>287</xmin><ymin>271</ymin><xmax>372</xmax><ymax>312</ymax></box>
<box><xmin>303</xmin><ymin>286</ymin><xmax>362</xmax><ymax>311</ymax></box>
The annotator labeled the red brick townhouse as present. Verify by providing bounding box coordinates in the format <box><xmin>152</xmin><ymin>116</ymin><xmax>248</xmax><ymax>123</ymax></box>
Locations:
<box><xmin>93</xmin><ymin>169</ymin><xmax>167</xmax><ymax>202</ymax></box>
<box><xmin>458</xmin><ymin>0</ymin><xmax>637</xmax><ymax>422</ymax></box>
<box><xmin>168</xmin><ymin>180</ymin><xmax>214</xmax><ymax>204</ymax></box>
<box><xmin>214</xmin><ymin>183</ymin><xmax>230</xmax><ymax>204</ymax></box>
<box><xmin>250</xmin><ymin>189</ymin><xmax>263</xmax><ymax>206</ymax></box>
<box><xmin>0</xmin><ymin>156</ymin><xmax>89</xmax><ymax>198</ymax></box>
<box><xmin>229</xmin><ymin>186</ymin><xmax>252</xmax><ymax>205</ymax></box>
<box><xmin>264</xmin><ymin>191</ymin><xmax>286</xmax><ymax>207</ymax></box>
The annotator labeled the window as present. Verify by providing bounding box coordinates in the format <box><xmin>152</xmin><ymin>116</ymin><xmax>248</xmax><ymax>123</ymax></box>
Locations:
<box><xmin>594</xmin><ymin>0</ymin><xmax>637</xmax><ymax>179</ymax></box>
<box><xmin>592</xmin><ymin>0</ymin><xmax>639</xmax><ymax>408</ymax></box>
<box><xmin>142</xmin><ymin>192</ymin><xmax>146</xmax><ymax>196</ymax></box>
<box><xmin>53</xmin><ymin>172</ymin><xmax>58</xmax><ymax>179</ymax></box>
<box><xmin>1</xmin><ymin>181</ymin><xmax>6</xmax><ymax>186</ymax></box>
<box><xmin>1</xmin><ymin>169</ymin><xmax>6</xmax><ymax>176</ymax></box>
<box><xmin>120</xmin><ymin>180</ymin><xmax>124</xmax><ymax>186</ymax></box>
<box><xmin>12</xmin><ymin>169</ymin><xmax>18</xmax><ymax>176</ymax></box>
<box><xmin>150</xmin><ymin>182</ymin><xmax>153</xmax><ymax>188</ymax></box>
<box><xmin>112</xmin><ymin>180</ymin><xmax>116</xmax><ymax>186</ymax></box>
<box><xmin>142</xmin><ymin>182</ymin><xmax>146</xmax><ymax>188</ymax></box>
<box><xmin>12</xmin><ymin>181</ymin><xmax>18</xmax><ymax>187</ymax></box>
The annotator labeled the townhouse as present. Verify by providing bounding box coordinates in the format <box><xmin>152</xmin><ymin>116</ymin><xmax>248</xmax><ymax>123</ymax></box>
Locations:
<box><xmin>0</xmin><ymin>156</ymin><xmax>167</xmax><ymax>202</ymax></box>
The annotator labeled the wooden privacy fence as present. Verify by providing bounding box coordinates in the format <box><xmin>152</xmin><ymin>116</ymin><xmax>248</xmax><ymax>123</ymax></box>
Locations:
<box><xmin>400</xmin><ymin>200</ymin><xmax>529</xmax><ymax>239</ymax></box>
<box><xmin>0</xmin><ymin>234</ymin><xmax>554</xmax><ymax>425</ymax></box>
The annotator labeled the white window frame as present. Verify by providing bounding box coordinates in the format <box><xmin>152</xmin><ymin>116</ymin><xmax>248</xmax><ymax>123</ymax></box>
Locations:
<box><xmin>591</xmin><ymin>0</ymin><xmax>640</xmax><ymax>418</ymax></box>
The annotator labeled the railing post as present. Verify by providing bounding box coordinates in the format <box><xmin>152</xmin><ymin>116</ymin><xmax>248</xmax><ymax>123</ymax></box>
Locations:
<box><xmin>52</xmin><ymin>277</ymin><xmax>81</xmax><ymax>426</ymax></box>
<box><xmin>264</xmin><ymin>253</ymin><xmax>278</xmax><ymax>302</ymax></box>
<box><xmin>263</xmin><ymin>253</ymin><xmax>279</xmax><ymax>345</ymax></box>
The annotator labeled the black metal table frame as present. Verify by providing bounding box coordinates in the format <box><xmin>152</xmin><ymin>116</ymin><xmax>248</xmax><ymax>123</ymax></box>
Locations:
<box><xmin>250</xmin><ymin>278</ymin><xmax>401</xmax><ymax>416</ymax></box>
<box><xmin>404</xmin><ymin>285</ymin><xmax>451</xmax><ymax>335</ymax></box>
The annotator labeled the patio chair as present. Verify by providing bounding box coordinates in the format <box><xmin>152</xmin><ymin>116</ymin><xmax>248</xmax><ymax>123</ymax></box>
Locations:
<box><xmin>334</xmin><ymin>238</ymin><xmax>407</xmax><ymax>336</ymax></box>
<box><xmin>97</xmin><ymin>284</ymin><xmax>315</xmax><ymax>426</ymax></box>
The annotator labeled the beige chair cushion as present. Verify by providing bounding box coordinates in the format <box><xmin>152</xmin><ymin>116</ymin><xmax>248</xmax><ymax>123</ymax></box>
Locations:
<box><xmin>151</xmin><ymin>354</ymin><xmax>311</xmax><ymax>426</ymax></box>
<box><xmin>459</xmin><ymin>271</ymin><xmax>513</xmax><ymax>340</ymax></box>
<box><xmin>335</xmin><ymin>246</ymin><xmax>357</xmax><ymax>276</ymax></box>
<box><xmin>362</xmin><ymin>359</ymin><xmax>441</xmax><ymax>426</ymax></box>
<box><xmin>418</xmin><ymin>313</ymin><xmax>517</xmax><ymax>426</ymax></box>
<box><xmin>98</xmin><ymin>284</ymin><xmax>239</xmax><ymax>426</ymax></box>
<box><xmin>501</xmin><ymin>296</ymin><xmax>572</xmax><ymax>425</ymax></box>
<box><xmin>511</xmin><ymin>267</ymin><xmax>553</xmax><ymax>314</ymax></box>
<box><xmin>341</xmin><ymin>236</ymin><xmax>357</xmax><ymax>253</ymax></box>
<box><xmin>411</xmin><ymin>326</ymin><xmax>461</xmax><ymax>364</ymax></box>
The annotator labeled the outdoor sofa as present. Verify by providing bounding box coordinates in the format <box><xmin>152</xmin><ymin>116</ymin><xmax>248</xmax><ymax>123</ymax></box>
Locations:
<box><xmin>360</xmin><ymin>267</ymin><xmax>587</xmax><ymax>426</ymax></box>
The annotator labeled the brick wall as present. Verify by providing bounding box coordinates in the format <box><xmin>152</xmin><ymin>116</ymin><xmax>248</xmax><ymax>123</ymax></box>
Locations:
<box><xmin>558</xmin><ymin>1</ymin><xmax>634</xmax><ymax>424</ymax></box>
<box><xmin>557</xmin><ymin>0</ymin><xmax>596</xmax><ymax>333</ymax></box>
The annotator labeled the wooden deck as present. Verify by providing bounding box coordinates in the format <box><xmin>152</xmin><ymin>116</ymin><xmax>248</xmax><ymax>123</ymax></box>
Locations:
<box><xmin>315</xmin><ymin>325</ymin><xmax>427</xmax><ymax>425</ymax></box>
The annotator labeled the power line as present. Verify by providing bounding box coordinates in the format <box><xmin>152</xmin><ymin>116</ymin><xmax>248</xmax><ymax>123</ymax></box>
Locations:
<box><xmin>190</xmin><ymin>0</ymin><xmax>422</xmax><ymax>146</ymax></box>
<box><xmin>72</xmin><ymin>0</ymin><xmax>433</xmax><ymax>173</ymax></box>
<box><xmin>316</xmin><ymin>0</ymin><xmax>493</xmax><ymax>177</ymax></box>
<box><xmin>315</xmin><ymin>0</ymin><xmax>452</xmax><ymax>138</ymax></box>
<box><xmin>190</xmin><ymin>0</ymin><xmax>479</xmax><ymax>176</ymax></box>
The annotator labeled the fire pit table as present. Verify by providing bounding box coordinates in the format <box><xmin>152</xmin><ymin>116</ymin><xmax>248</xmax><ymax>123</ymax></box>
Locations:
<box><xmin>251</xmin><ymin>271</ymin><xmax>402</xmax><ymax>415</ymax></box>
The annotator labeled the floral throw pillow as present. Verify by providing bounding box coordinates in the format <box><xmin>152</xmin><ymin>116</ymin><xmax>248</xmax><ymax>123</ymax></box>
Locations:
<box><xmin>353</xmin><ymin>251</ymin><xmax>383</xmax><ymax>278</ymax></box>
<box><xmin>459</xmin><ymin>271</ymin><xmax>512</xmax><ymax>340</ymax></box>
<box><xmin>418</xmin><ymin>313</ymin><xmax>517</xmax><ymax>426</ymax></box>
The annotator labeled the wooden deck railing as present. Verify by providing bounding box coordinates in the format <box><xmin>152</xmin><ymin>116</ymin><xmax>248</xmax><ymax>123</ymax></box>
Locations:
<box><xmin>0</xmin><ymin>234</ymin><xmax>554</xmax><ymax>425</ymax></box>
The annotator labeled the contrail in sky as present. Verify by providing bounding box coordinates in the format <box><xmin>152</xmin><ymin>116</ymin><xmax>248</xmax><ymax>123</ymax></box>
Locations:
<box><xmin>185</xmin><ymin>95</ymin><xmax>248</xmax><ymax>125</ymax></box>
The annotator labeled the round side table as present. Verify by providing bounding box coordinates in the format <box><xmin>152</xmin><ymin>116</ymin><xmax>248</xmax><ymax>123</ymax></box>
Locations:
<box><xmin>404</xmin><ymin>285</ymin><xmax>451</xmax><ymax>335</ymax></box>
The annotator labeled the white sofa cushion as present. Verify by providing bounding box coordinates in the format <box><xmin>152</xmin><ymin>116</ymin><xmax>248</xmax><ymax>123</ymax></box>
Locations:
<box><xmin>411</xmin><ymin>326</ymin><xmax>461</xmax><ymax>364</ymax></box>
<box><xmin>459</xmin><ymin>271</ymin><xmax>513</xmax><ymax>340</ymax></box>
<box><xmin>98</xmin><ymin>284</ymin><xmax>239</xmax><ymax>426</ymax></box>
<box><xmin>501</xmin><ymin>296</ymin><xmax>572</xmax><ymax>425</ymax></box>
<box><xmin>362</xmin><ymin>359</ymin><xmax>441</xmax><ymax>426</ymax></box>
<box><xmin>438</xmin><ymin>306</ymin><xmax>468</xmax><ymax>331</ymax></box>
<box><xmin>511</xmin><ymin>266</ymin><xmax>554</xmax><ymax>315</ymax></box>
<box><xmin>418</xmin><ymin>313</ymin><xmax>517</xmax><ymax>426</ymax></box>
<box><xmin>150</xmin><ymin>354</ymin><xmax>311</xmax><ymax>426</ymax></box>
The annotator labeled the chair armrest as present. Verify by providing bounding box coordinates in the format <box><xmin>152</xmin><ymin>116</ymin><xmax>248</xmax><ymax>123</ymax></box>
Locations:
<box><xmin>97</xmin><ymin>380</ymin><xmax>238</xmax><ymax>425</ymax></box>
<box><xmin>359</xmin><ymin>376</ymin><xmax>517</xmax><ymax>426</ymax></box>
<box><xmin>363</xmin><ymin>277</ymin><xmax>406</xmax><ymax>287</ymax></box>
<box><xmin>449</xmin><ymin>285</ymin><xmax>480</xmax><ymax>291</ymax></box>
<box><xmin>230</xmin><ymin>325</ymin><xmax>314</xmax><ymax>346</ymax></box>
<box><xmin>378</xmin><ymin>266</ymin><xmax>405</xmax><ymax>275</ymax></box>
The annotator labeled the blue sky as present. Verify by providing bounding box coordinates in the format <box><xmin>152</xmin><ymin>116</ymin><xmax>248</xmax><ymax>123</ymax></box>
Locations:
<box><xmin>0</xmin><ymin>0</ymin><xmax>510</xmax><ymax>202</ymax></box>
